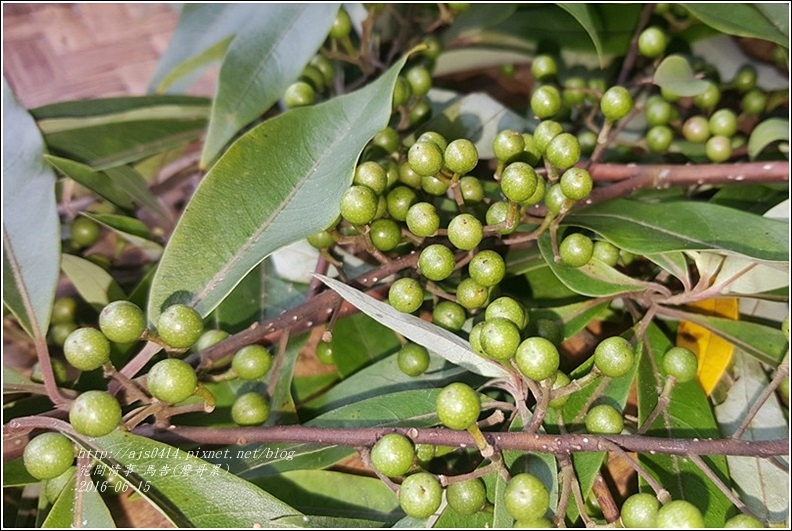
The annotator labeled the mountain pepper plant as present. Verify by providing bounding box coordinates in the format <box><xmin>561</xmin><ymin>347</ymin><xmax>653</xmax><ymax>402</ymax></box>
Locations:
<box><xmin>3</xmin><ymin>3</ymin><xmax>789</xmax><ymax>528</ymax></box>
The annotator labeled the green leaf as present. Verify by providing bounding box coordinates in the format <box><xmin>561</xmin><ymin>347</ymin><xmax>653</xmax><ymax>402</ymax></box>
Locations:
<box><xmin>45</xmin><ymin>156</ymin><xmax>134</xmax><ymax>211</ymax></box>
<box><xmin>565</xmin><ymin>199</ymin><xmax>789</xmax><ymax>262</ymax></box>
<box><xmin>331</xmin><ymin>313</ymin><xmax>401</xmax><ymax>378</ymax></box>
<box><xmin>275</xmin><ymin>514</ymin><xmax>392</xmax><ymax>528</ymax></box>
<box><xmin>42</xmin><ymin>471</ymin><xmax>116</xmax><ymax>528</ymax></box>
<box><xmin>78</xmin><ymin>430</ymin><xmax>300</xmax><ymax>527</ymax></box>
<box><xmin>637</xmin><ymin>323</ymin><xmax>732</xmax><ymax>527</ymax></box>
<box><xmin>266</xmin><ymin>334</ymin><xmax>306</xmax><ymax>427</ymax></box>
<box><xmin>748</xmin><ymin>118</ymin><xmax>789</xmax><ymax>159</ymax></box>
<box><xmin>714</xmin><ymin>351</ymin><xmax>789</xmax><ymax>522</ymax></box>
<box><xmin>317</xmin><ymin>275</ymin><xmax>509</xmax><ymax>379</ymax></box>
<box><xmin>201</xmin><ymin>4</ymin><xmax>340</xmax><ymax>166</ymax></box>
<box><xmin>147</xmin><ymin>54</ymin><xmax>411</xmax><ymax>323</ymax></box>
<box><xmin>85</xmin><ymin>213</ymin><xmax>163</xmax><ymax>260</ymax></box>
<box><xmin>557</xmin><ymin>3</ymin><xmax>605</xmax><ymax>66</ymax></box>
<box><xmin>646</xmin><ymin>252</ymin><xmax>691</xmax><ymax>288</ymax></box>
<box><xmin>2</xmin><ymin>79</ymin><xmax>60</xmax><ymax>339</ymax></box>
<box><xmin>31</xmin><ymin>95</ymin><xmax>210</xmax><ymax>122</ymax></box>
<box><xmin>653</xmin><ymin>55</ymin><xmax>712</xmax><ymax>97</ymax></box>
<box><xmin>156</xmin><ymin>37</ymin><xmax>232</xmax><ymax>95</ymax></box>
<box><xmin>3</xmin><ymin>458</ymin><xmax>37</xmax><ymax>487</ymax></box>
<box><xmin>60</xmin><ymin>254</ymin><xmax>126</xmax><ymax>311</ymax></box>
<box><xmin>680</xmin><ymin>4</ymin><xmax>788</xmax><ymax>48</ymax></box>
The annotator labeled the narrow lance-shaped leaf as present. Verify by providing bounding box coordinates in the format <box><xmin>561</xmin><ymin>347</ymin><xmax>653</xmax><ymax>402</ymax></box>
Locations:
<box><xmin>557</xmin><ymin>3</ymin><xmax>605</xmax><ymax>67</ymax></box>
<box><xmin>42</xmin><ymin>470</ymin><xmax>116</xmax><ymax>528</ymax></box>
<box><xmin>200</xmin><ymin>3</ymin><xmax>340</xmax><ymax>167</ymax></box>
<box><xmin>2</xmin><ymin>79</ymin><xmax>60</xmax><ymax>339</ymax></box>
<box><xmin>147</xmin><ymin>54</ymin><xmax>411</xmax><ymax>323</ymax></box>
<box><xmin>680</xmin><ymin>3</ymin><xmax>789</xmax><ymax>48</ymax></box>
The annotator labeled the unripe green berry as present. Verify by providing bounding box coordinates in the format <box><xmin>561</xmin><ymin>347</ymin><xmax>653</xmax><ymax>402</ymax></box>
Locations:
<box><xmin>417</xmin><ymin>131</ymin><xmax>448</xmax><ymax>152</ymax></box>
<box><xmin>408</xmin><ymin>141</ymin><xmax>444</xmax><ymax>177</ymax></box>
<box><xmin>682</xmin><ymin>115</ymin><xmax>710</xmax><ymax>143</ymax></box>
<box><xmin>500</xmin><ymin>162</ymin><xmax>538</xmax><ymax>202</ymax></box>
<box><xmin>444</xmin><ymin>138</ymin><xmax>479</xmax><ymax>175</ymax></box>
<box><xmin>585</xmin><ymin>404</ymin><xmax>624</xmax><ymax>434</ymax></box>
<box><xmin>504</xmin><ymin>473</ymin><xmax>550</xmax><ymax>521</ymax></box>
<box><xmin>646</xmin><ymin>125</ymin><xmax>674</xmax><ymax>153</ymax></box>
<box><xmin>340</xmin><ymin>185</ymin><xmax>379</xmax><ymax>226</ymax></box>
<box><xmin>406</xmin><ymin>65</ymin><xmax>432</xmax><ymax>97</ymax></box>
<box><xmin>99</xmin><ymin>300</ymin><xmax>146</xmax><ymax>344</ymax></box>
<box><xmin>533</xmin><ymin>120</ymin><xmax>564</xmax><ymax>155</ymax></box>
<box><xmin>480</xmin><ymin>317</ymin><xmax>522</xmax><ymax>361</ymax></box>
<box><xmin>545</xmin><ymin>133</ymin><xmax>581</xmax><ymax>170</ymax></box>
<box><xmin>392</xmin><ymin>76</ymin><xmax>412</xmax><ymax>108</ymax></box>
<box><xmin>283</xmin><ymin>81</ymin><xmax>315</xmax><ymax>108</ymax></box>
<box><xmin>370</xmin><ymin>219</ymin><xmax>402</xmax><ymax>252</ymax></box>
<box><xmin>316</xmin><ymin>340</ymin><xmax>335</xmax><ymax>365</ymax></box>
<box><xmin>594</xmin><ymin>336</ymin><xmax>635</xmax><ymax>378</ymax></box>
<box><xmin>600</xmin><ymin>86</ymin><xmax>633</xmax><ymax>121</ymax></box>
<box><xmin>693</xmin><ymin>81</ymin><xmax>720</xmax><ymax>110</ymax></box>
<box><xmin>544</xmin><ymin>183</ymin><xmax>573</xmax><ymax>215</ymax></box>
<box><xmin>421</xmin><ymin>175</ymin><xmax>449</xmax><ymax>196</ymax></box>
<box><xmin>23</xmin><ymin>432</ymin><xmax>75</xmax><ymax>480</ymax></box>
<box><xmin>399</xmin><ymin>472</ymin><xmax>442</xmax><ymax>518</ymax></box>
<box><xmin>638</xmin><ymin>26</ymin><xmax>668</xmax><ymax>58</ymax></box>
<box><xmin>493</xmin><ymin>129</ymin><xmax>526</xmax><ymax>163</ymax></box>
<box><xmin>307</xmin><ymin>229</ymin><xmax>335</xmax><ymax>249</ymax></box>
<box><xmin>372</xmin><ymin>127</ymin><xmax>400</xmax><ymax>154</ymax></box>
<box><xmin>706</xmin><ymin>135</ymin><xmax>732</xmax><ymax>163</ymax></box>
<box><xmin>419</xmin><ymin>244</ymin><xmax>456</xmax><ymax>281</ymax></box>
<box><xmin>371</xmin><ymin>433</ymin><xmax>415</xmax><ymax>477</ymax></box>
<box><xmin>446</xmin><ymin>478</ymin><xmax>487</xmax><ymax>515</ymax></box>
<box><xmin>655</xmin><ymin>500</ymin><xmax>704</xmax><ymax>528</ymax></box>
<box><xmin>231</xmin><ymin>392</ymin><xmax>270</xmax><ymax>426</ymax></box>
<box><xmin>559</xmin><ymin>167</ymin><xmax>592</xmax><ymax>200</ymax></box>
<box><xmin>193</xmin><ymin>329</ymin><xmax>230</xmax><ymax>352</ymax></box>
<box><xmin>51</xmin><ymin>297</ymin><xmax>78</xmax><ymax>325</ymax></box>
<box><xmin>486</xmin><ymin>201</ymin><xmax>517</xmax><ymax>235</ymax></box>
<box><xmin>515</xmin><ymin>336</ymin><xmax>560</xmax><ymax>381</ymax></box>
<box><xmin>485</xmin><ymin>296</ymin><xmax>528</xmax><ymax>330</ymax></box>
<box><xmin>448</xmin><ymin>213</ymin><xmax>484</xmax><ymax>251</ymax></box>
<box><xmin>522</xmin><ymin>176</ymin><xmax>546</xmax><ymax>207</ymax></box>
<box><xmin>71</xmin><ymin>217</ymin><xmax>101</xmax><ymax>249</ymax></box>
<box><xmin>389</xmin><ymin>277</ymin><xmax>424</xmax><ymax>313</ymax></box>
<box><xmin>157</xmin><ymin>304</ymin><xmax>204</xmax><ymax>350</ymax></box>
<box><xmin>468</xmin><ymin>249</ymin><xmax>506</xmax><ymax>287</ymax></box>
<box><xmin>456</xmin><ymin>277</ymin><xmax>489</xmax><ymax>310</ymax></box>
<box><xmin>531</xmin><ymin>55</ymin><xmax>558</xmax><ymax>81</ymax></box>
<box><xmin>147</xmin><ymin>358</ymin><xmax>198</xmax><ymax>404</ymax></box>
<box><xmin>354</xmin><ymin>161</ymin><xmax>388</xmax><ymax>195</ymax></box>
<box><xmin>662</xmin><ymin>346</ymin><xmax>698</xmax><ymax>383</ymax></box>
<box><xmin>436</xmin><ymin>382</ymin><xmax>480</xmax><ymax>430</ymax></box>
<box><xmin>708</xmin><ymin>108</ymin><xmax>738</xmax><ymax>137</ymax></box>
<box><xmin>63</xmin><ymin>327</ymin><xmax>111</xmax><ymax>371</ymax></box>
<box><xmin>433</xmin><ymin>300</ymin><xmax>467</xmax><ymax>331</ymax></box>
<box><xmin>592</xmin><ymin>240</ymin><xmax>620</xmax><ymax>267</ymax></box>
<box><xmin>645</xmin><ymin>98</ymin><xmax>673</xmax><ymax>126</ymax></box>
<box><xmin>406</xmin><ymin>202</ymin><xmax>440</xmax><ymax>237</ymax></box>
<box><xmin>398</xmin><ymin>343</ymin><xmax>431</xmax><ymax>377</ymax></box>
<box><xmin>387</xmin><ymin>185</ymin><xmax>418</xmax><ymax>220</ymax></box>
<box><xmin>724</xmin><ymin>514</ymin><xmax>763</xmax><ymax>528</ymax></box>
<box><xmin>548</xmin><ymin>371</ymin><xmax>572</xmax><ymax>409</ymax></box>
<box><xmin>732</xmin><ymin>65</ymin><xmax>758</xmax><ymax>93</ymax></box>
<box><xmin>459</xmin><ymin>176</ymin><xmax>484</xmax><ymax>204</ymax></box>
<box><xmin>232</xmin><ymin>345</ymin><xmax>273</xmax><ymax>380</ymax></box>
<box><xmin>620</xmin><ymin>493</ymin><xmax>659</xmax><ymax>528</ymax></box>
<box><xmin>70</xmin><ymin>390</ymin><xmax>122</xmax><ymax>437</ymax></box>
<box><xmin>559</xmin><ymin>233</ymin><xmax>594</xmax><ymax>267</ymax></box>
<box><xmin>741</xmin><ymin>89</ymin><xmax>767</xmax><ymax>115</ymax></box>
<box><xmin>329</xmin><ymin>8</ymin><xmax>352</xmax><ymax>39</ymax></box>
<box><xmin>563</xmin><ymin>76</ymin><xmax>587</xmax><ymax>106</ymax></box>
<box><xmin>531</xmin><ymin>85</ymin><xmax>562</xmax><ymax>119</ymax></box>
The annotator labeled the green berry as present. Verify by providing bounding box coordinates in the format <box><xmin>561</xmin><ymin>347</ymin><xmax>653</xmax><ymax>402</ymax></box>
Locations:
<box><xmin>71</xmin><ymin>217</ymin><xmax>101</xmax><ymax>248</ymax></box>
<box><xmin>316</xmin><ymin>340</ymin><xmax>335</xmax><ymax>365</ymax></box>
<box><xmin>459</xmin><ymin>176</ymin><xmax>484</xmax><ymax>204</ymax></box>
<box><xmin>372</xmin><ymin>127</ymin><xmax>400</xmax><ymax>154</ymax></box>
<box><xmin>559</xmin><ymin>233</ymin><xmax>594</xmax><ymax>267</ymax></box>
<box><xmin>421</xmin><ymin>175</ymin><xmax>449</xmax><ymax>196</ymax></box>
<box><xmin>706</xmin><ymin>135</ymin><xmax>732</xmax><ymax>163</ymax></box>
<box><xmin>387</xmin><ymin>186</ymin><xmax>418</xmax><ymax>220</ymax></box>
<box><xmin>408</xmin><ymin>141</ymin><xmax>444</xmax><ymax>177</ymax></box>
<box><xmin>63</xmin><ymin>327</ymin><xmax>111</xmax><ymax>371</ymax></box>
<box><xmin>544</xmin><ymin>183</ymin><xmax>573</xmax><ymax>215</ymax></box>
<box><xmin>693</xmin><ymin>81</ymin><xmax>720</xmax><ymax>110</ymax></box>
<box><xmin>340</xmin><ymin>185</ymin><xmax>379</xmax><ymax>226</ymax></box>
<box><xmin>563</xmin><ymin>76</ymin><xmax>587</xmax><ymax>106</ymax></box>
<box><xmin>486</xmin><ymin>201</ymin><xmax>517</xmax><ymax>235</ymax></box>
<box><xmin>531</xmin><ymin>85</ymin><xmax>562</xmax><ymax>119</ymax></box>
<box><xmin>432</xmin><ymin>300</ymin><xmax>467</xmax><ymax>331</ymax></box>
<box><xmin>283</xmin><ymin>81</ymin><xmax>315</xmax><ymax>108</ymax></box>
<box><xmin>469</xmin><ymin>321</ymin><xmax>487</xmax><ymax>357</ymax></box>
<box><xmin>448</xmin><ymin>213</ymin><xmax>484</xmax><ymax>251</ymax></box>
<box><xmin>724</xmin><ymin>514</ymin><xmax>763</xmax><ymax>528</ymax></box>
<box><xmin>446</xmin><ymin>478</ymin><xmax>487</xmax><ymax>515</ymax></box>
<box><xmin>307</xmin><ymin>229</ymin><xmax>335</xmax><ymax>249</ymax></box>
<box><xmin>399</xmin><ymin>472</ymin><xmax>442</xmax><ymax>518</ymax></box>
<box><xmin>638</xmin><ymin>26</ymin><xmax>668</xmax><ymax>58</ymax></box>
<box><xmin>741</xmin><ymin>89</ymin><xmax>767</xmax><ymax>115</ymax></box>
<box><xmin>592</xmin><ymin>240</ymin><xmax>620</xmax><ymax>267</ymax></box>
<box><xmin>708</xmin><ymin>109</ymin><xmax>738</xmax><ymax>137</ymax></box>
<box><xmin>493</xmin><ymin>129</ymin><xmax>526</xmax><ymax>163</ymax></box>
<box><xmin>655</xmin><ymin>500</ymin><xmax>705</xmax><ymax>528</ymax></box>
<box><xmin>500</xmin><ymin>162</ymin><xmax>538</xmax><ymax>203</ymax></box>
<box><xmin>645</xmin><ymin>98</ymin><xmax>673</xmax><ymax>126</ymax></box>
<box><xmin>421</xmin><ymin>35</ymin><xmax>443</xmax><ymax>61</ymax></box>
<box><xmin>147</xmin><ymin>358</ymin><xmax>198</xmax><ymax>404</ymax></box>
<box><xmin>299</xmin><ymin>64</ymin><xmax>325</xmax><ymax>92</ymax></box>
<box><xmin>548</xmin><ymin>371</ymin><xmax>571</xmax><ymax>409</ymax></box>
<box><xmin>419</xmin><ymin>244</ymin><xmax>456</xmax><ymax>281</ymax></box>
<box><xmin>620</xmin><ymin>493</ymin><xmax>659</xmax><ymax>528</ymax></box>
<box><xmin>485</xmin><ymin>296</ymin><xmax>528</xmax><ymax>330</ymax></box>
<box><xmin>69</xmin><ymin>390</ymin><xmax>122</xmax><ymax>437</ymax></box>
<box><xmin>193</xmin><ymin>329</ymin><xmax>230</xmax><ymax>352</ymax></box>
<box><xmin>370</xmin><ymin>219</ymin><xmax>402</xmax><ymax>252</ymax></box>
<box><xmin>310</xmin><ymin>54</ymin><xmax>334</xmax><ymax>86</ymax></box>
<box><xmin>232</xmin><ymin>345</ymin><xmax>272</xmax><ymax>380</ymax></box>
<box><xmin>559</xmin><ymin>168</ymin><xmax>592</xmax><ymax>200</ymax></box>
<box><xmin>600</xmin><ymin>86</ymin><xmax>633</xmax><ymax>121</ymax></box>
<box><xmin>531</xmin><ymin>55</ymin><xmax>558</xmax><ymax>81</ymax></box>
<box><xmin>157</xmin><ymin>304</ymin><xmax>204</xmax><ymax>350</ymax></box>
<box><xmin>585</xmin><ymin>404</ymin><xmax>624</xmax><ymax>434</ymax></box>
<box><xmin>516</xmin><ymin>336</ymin><xmax>560</xmax><ymax>381</ymax></box>
<box><xmin>533</xmin><ymin>120</ymin><xmax>564</xmax><ymax>155</ymax></box>
<box><xmin>468</xmin><ymin>249</ymin><xmax>506</xmax><ymax>287</ymax></box>
<box><xmin>522</xmin><ymin>133</ymin><xmax>542</xmax><ymax>165</ymax></box>
<box><xmin>646</xmin><ymin>125</ymin><xmax>674</xmax><ymax>153</ymax></box>
<box><xmin>23</xmin><ymin>432</ymin><xmax>74</xmax><ymax>480</ymax></box>
<box><xmin>354</xmin><ymin>161</ymin><xmax>388</xmax><ymax>195</ymax></box>
<box><xmin>392</xmin><ymin>76</ymin><xmax>412</xmax><ymax>108</ymax></box>
<box><xmin>682</xmin><ymin>115</ymin><xmax>710</xmax><ymax>143</ymax></box>
<box><xmin>329</xmin><ymin>8</ymin><xmax>352</xmax><ymax>39</ymax></box>
<box><xmin>732</xmin><ymin>65</ymin><xmax>758</xmax><ymax>93</ymax></box>
<box><xmin>504</xmin><ymin>473</ymin><xmax>550</xmax><ymax>521</ymax></box>
<box><xmin>545</xmin><ymin>133</ymin><xmax>581</xmax><ymax>170</ymax></box>
<box><xmin>389</xmin><ymin>277</ymin><xmax>424</xmax><ymax>313</ymax></box>
<box><xmin>456</xmin><ymin>277</ymin><xmax>489</xmax><ymax>310</ymax></box>
<box><xmin>662</xmin><ymin>346</ymin><xmax>698</xmax><ymax>383</ymax></box>
<box><xmin>371</xmin><ymin>433</ymin><xmax>415</xmax><ymax>477</ymax></box>
<box><xmin>594</xmin><ymin>336</ymin><xmax>635</xmax><ymax>378</ymax></box>
<box><xmin>436</xmin><ymin>382</ymin><xmax>480</xmax><ymax>430</ymax></box>
<box><xmin>406</xmin><ymin>202</ymin><xmax>440</xmax><ymax>238</ymax></box>
<box><xmin>398</xmin><ymin>343</ymin><xmax>431</xmax><ymax>377</ymax></box>
<box><xmin>231</xmin><ymin>392</ymin><xmax>270</xmax><ymax>426</ymax></box>
<box><xmin>51</xmin><ymin>297</ymin><xmax>78</xmax><ymax>325</ymax></box>
<box><xmin>522</xmin><ymin>176</ymin><xmax>546</xmax><ymax>206</ymax></box>
<box><xmin>444</xmin><ymin>139</ymin><xmax>479</xmax><ymax>175</ymax></box>
<box><xmin>417</xmin><ymin>131</ymin><xmax>449</xmax><ymax>152</ymax></box>
<box><xmin>480</xmin><ymin>317</ymin><xmax>522</xmax><ymax>361</ymax></box>
<box><xmin>406</xmin><ymin>65</ymin><xmax>432</xmax><ymax>96</ymax></box>
<box><xmin>99</xmin><ymin>300</ymin><xmax>146</xmax><ymax>344</ymax></box>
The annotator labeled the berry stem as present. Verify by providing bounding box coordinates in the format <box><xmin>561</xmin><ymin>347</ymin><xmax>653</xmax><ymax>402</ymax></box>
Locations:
<box><xmin>599</xmin><ymin>439</ymin><xmax>671</xmax><ymax>503</ymax></box>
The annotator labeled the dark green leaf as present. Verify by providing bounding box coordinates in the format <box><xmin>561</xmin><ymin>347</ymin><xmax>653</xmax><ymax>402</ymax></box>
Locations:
<box><xmin>266</xmin><ymin>334</ymin><xmax>306</xmax><ymax>426</ymax></box>
<box><xmin>653</xmin><ymin>55</ymin><xmax>711</xmax><ymax>97</ymax></box>
<box><xmin>557</xmin><ymin>4</ymin><xmax>605</xmax><ymax>66</ymax></box>
<box><xmin>565</xmin><ymin>199</ymin><xmax>789</xmax><ymax>262</ymax></box>
<box><xmin>331</xmin><ymin>313</ymin><xmax>400</xmax><ymax>378</ymax></box>
<box><xmin>680</xmin><ymin>4</ymin><xmax>788</xmax><ymax>48</ymax></box>
<box><xmin>748</xmin><ymin>118</ymin><xmax>789</xmax><ymax>159</ymax></box>
<box><xmin>31</xmin><ymin>95</ymin><xmax>209</xmax><ymax>121</ymax></box>
<box><xmin>3</xmin><ymin>458</ymin><xmax>37</xmax><ymax>487</ymax></box>
<box><xmin>60</xmin><ymin>254</ymin><xmax>126</xmax><ymax>311</ymax></box>
<box><xmin>646</xmin><ymin>252</ymin><xmax>691</xmax><ymax>288</ymax></box>
<box><xmin>45</xmin><ymin>155</ymin><xmax>135</xmax><ymax>211</ymax></box>
<box><xmin>86</xmin><ymin>213</ymin><xmax>163</xmax><ymax>260</ymax></box>
<box><xmin>2</xmin><ymin>79</ymin><xmax>60</xmax><ymax>339</ymax></box>
<box><xmin>201</xmin><ymin>4</ymin><xmax>340</xmax><ymax>166</ymax></box>
<box><xmin>147</xmin><ymin>54</ymin><xmax>410</xmax><ymax>323</ymax></box>
<box><xmin>42</xmin><ymin>470</ymin><xmax>115</xmax><ymax>528</ymax></box>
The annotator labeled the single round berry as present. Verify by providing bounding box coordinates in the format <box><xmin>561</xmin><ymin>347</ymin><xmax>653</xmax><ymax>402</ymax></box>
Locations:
<box><xmin>23</xmin><ymin>432</ymin><xmax>75</xmax><ymax>480</ymax></box>
<box><xmin>406</xmin><ymin>202</ymin><xmax>440</xmax><ymax>237</ymax></box>
<box><xmin>232</xmin><ymin>345</ymin><xmax>272</xmax><ymax>380</ymax></box>
<box><xmin>193</xmin><ymin>329</ymin><xmax>230</xmax><ymax>352</ymax></box>
<box><xmin>469</xmin><ymin>321</ymin><xmax>487</xmax><ymax>357</ymax></box>
<box><xmin>620</xmin><ymin>493</ymin><xmax>659</xmax><ymax>528</ymax></box>
<box><xmin>156</xmin><ymin>304</ymin><xmax>203</xmax><ymax>350</ymax></box>
<box><xmin>500</xmin><ymin>162</ymin><xmax>538</xmax><ymax>203</ymax></box>
<box><xmin>370</xmin><ymin>219</ymin><xmax>402</xmax><ymax>252</ymax></box>
<box><xmin>563</xmin><ymin>76</ymin><xmax>587</xmax><ymax>106</ymax></box>
<box><xmin>662</xmin><ymin>346</ymin><xmax>698</xmax><ymax>383</ymax></box>
<box><xmin>531</xmin><ymin>85</ymin><xmax>562</xmax><ymax>119</ymax></box>
<box><xmin>485</xmin><ymin>296</ymin><xmax>528</xmax><ymax>330</ymax></box>
<box><xmin>646</xmin><ymin>125</ymin><xmax>673</xmax><ymax>153</ymax></box>
<box><xmin>446</xmin><ymin>478</ymin><xmax>487</xmax><ymax>515</ymax></box>
<box><xmin>600</xmin><ymin>86</ymin><xmax>633</xmax><ymax>121</ymax></box>
<box><xmin>545</xmin><ymin>133</ymin><xmax>581</xmax><ymax>170</ymax></box>
<box><xmin>421</xmin><ymin>35</ymin><xmax>443</xmax><ymax>60</ymax></box>
<box><xmin>560</xmin><ymin>167</ymin><xmax>592</xmax><ymax>200</ymax></box>
<box><xmin>417</xmin><ymin>131</ymin><xmax>449</xmax><ymax>152</ymax></box>
<box><xmin>432</xmin><ymin>300</ymin><xmax>467</xmax><ymax>331</ymax></box>
<box><xmin>522</xmin><ymin>176</ymin><xmax>546</xmax><ymax>206</ymax></box>
<box><xmin>706</xmin><ymin>135</ymin><xmax>732</xmax><ymax>163</ymax></box>
<box><xmin>504</xmin><ymin>473</ymin><xmax>550</xmax><ymax>521</ymax></box>
<box><xmin>531</xmin><ymin>55</ymin><xmax>558</xmax><ymax>81</ymax></box>
<box><xmin>387</xmin><ymin>186</ymin><xmax>418</xmax><ymax>220</ymax></box>
<box><xmin>71</xmin><ymin>217</ymin><xmax>101</xmax><ymax>248</ymax></box>
<box><xmin>455</xmin><ymin>277</ymin><xmax>489</xmax><ymax>310</ymax></box>
<box><xmin>533</xmin><ymin>120</ymin><xmax>564</xmax><ymax>155</ymax></box>
<box><xmin>480</xmin><ymin>317</ymin><xmax>522</xmax><ymax>361</ymax></box>
<box><xmin>655</xmin><ymin>500</ymin><xmax>705</xmax><ymax>528</ymax></box>
<box><xmin>372</xmin><ymin>127</ymin><xmax>400</xmax><ymax>154</ymax></box>
<box><xmin>559</xmin><ymin>233</ymin><xmax>594</xmax><ymax>267</ymax></box>
<box><xmin>522</xmin><ymin>133</ymin><xmax>542</xmax><ymax>165</ymax></box>
<box><xmin>421</xmin><ymin>175</ymin><xmax>449</xmax><ymax>196</ymax></box>
<box><xmin>392</xmin><ymin>76</ymin><xmax>412</xmax><ymax>108</ymax></box>
<box><xmin>231</xmin><ymin>392</ymin><xmax>270</xmax><ymax>426</ymax></box>
<box><xmin>548</xmin><ymin>371</ymin><xmax>572</xmax><ymax>409</ymax></box>
<box><xmin>436</xmin><ymin>382</ymin><xmax>480</xmax><ymax>430</ymax></box>
<box><xmin>709</xmin><ymin>108</ymin><xmax>738</xmax><ymax>137</ymax></box>
<box><xmin>516</xmin><ymin>336</ymin><xmax>560</xmax><ymax>381</ymax></box>
<box><xmin>311</xmin><ymin>54</ymin><xmax>334</xmax><ymax>86</ymax></box>
<box><xmin>69</xmin><ymin>390</ymin><xmax>122</xmax><ymax>437</ymax></box>
<box><xmin>592</xmin><ymin>240</ymin><xmax>620</xmax><ymax>267</ymax></box>
<box><xmin>693</xmin><ymin>81</ymin><xmax>720</xmax><ymax>110</ymax></box>
<box><xmin>682</xmin><ymin>116</ymin><xmax>710</xmax><ymax>143</ymax></box>
<box><xmin>329</xmin><ymin>8</ymin><xmax>352</xmax><ymax>39</ymax></box>
<box><xmin>594</xmin><ymin>336</ymin><xmax>635</xmax><ymax>378</ymax></box>
<box><xmin>724</xmin><ymin>514</ymin><xmax>763</xmax><ymax>528</ymax></box>
<box><xmin>468</xmin><ymin>250</ymin><xmax>506</xmax><ymax>287</ymax></box>
<box><xmin>486</xmin><ymin>201</ymin><xmax>517</xmax><ymax>235</ymax></box>
<box><xmin>389</xmin><ymin>277</ymin><xmax>424</xmax><ymax>313</ymax></box>
<box><xmin>307</xmin><ymin>229</ymin><xmax>335</xmax><ymax>249</ymax></box>
<box><xmin>419</xmin><ymin>244</ymin><xmax>456</xmax><ymax>282</ymax></box>
<box><xmin>340</xmin><ymin>185</ymin><xmax>379</xmax><ymax>226</ymax></box>
<box><xmin>447</xmin><ymin>214</ymin><xmax>483</xmax><ymax>251</ymax></box>
<box><xmin>410</xmin><ymin>98</ymin><xmax>432</xmax><ymax>126</ymax></box>
<box><xmin>444</xmin><ymin>139</ymin><xmax>479</xmax><ymax>175</ymax></box>
<box><xmin>645</xmin><ymin>98</ymin><xmax>673</xmax><ymax>126</ymax></box>
<box><xmin>741</xmin><ymin>89</ymin><xmax>767</xmax><ymax>115</ymax></box>
<box><xmin>316</xmin><ymin>340</ymin><xmax>334</xmax><ymax>365</ymax></box>
<box><xmin>638</xmin><ymin>26</ymin><xmax>668</xmax><ymax>58</ymax></box>
<box><xmin>399</xmin><ymin>472</ymin><xmax>443</xmax><ymax>518</ymax></box>
<box><xmin>398</xmin><ymin>343</ymin><xmax>431</xmax><ymax>377</ymax></box>
<box><xmin>63</xmin><ymin>327</ymin><xmax>111</xmax><ymax>371</ymax></box>
<box><xmin>99</xmin><ymin>300</ymin><xmax>146</xmax><ymax>344</ymax></box>
<box><xmin>493</xmin><ymin>129</ymin><xmax>526</xmax><ymax>163</ymax></box>
<box><xmin>371</xmin><ymin>433</ymin><xmax>415</xmax><ymax>477</ymax></box>
<box><xmin>406</xmin><ymin>65</ymin><xmax>432</xmax><ymax>96</ymax></box>
<box><xmin>585</xmin><ymin>404</ymin><xmax>624</xmax><ymax>434</ymax></box>
<box><xmin>51</xmin><ymin>297</ymin><xmax>78</xmax><ymax>325</ymax></box>
<box><xmin>283</xmin><ymin>81</ymin><xmax>315</xmax><ymax>108</ymax></box>
<box><xmin>408</xmin><ymin>141</ymin><xmax>444</xmax><ymax>177</ymax></box>
<box><xmin>459</xmin><ymin>176</ymin><xmax>484</xmax><ymax>204</ymax></box>
<box><xmin>147</xmin><ymin>358</ymin><xmax>198</xmax><ymax>404</ymax></box>
<box><xmin>732</xmin><ymin>65</ymin><xmax>758</xmax><ymax>93</ymax></box>
<box><xmin>353</xmin><ymin>161</ymin><xmax>388</xmax><ymax>195</ymax></box>
<box><xmin>544</xmin><ymin>183</ymin><xmax>573</xmax><ymax>215</ymax></box>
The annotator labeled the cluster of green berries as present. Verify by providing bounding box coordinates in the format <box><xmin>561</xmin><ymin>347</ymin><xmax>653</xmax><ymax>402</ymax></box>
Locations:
<box><xmin>621</xmin><ymin>492</ymin><xmax>762</xmax><ymax>528</ymax></box>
